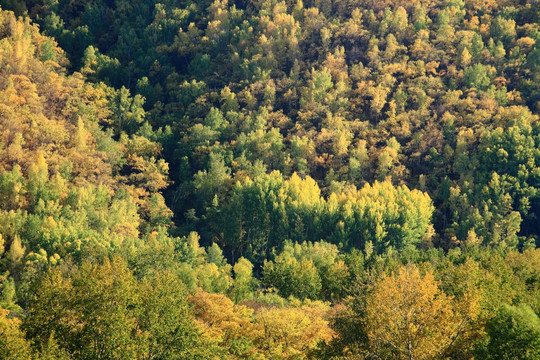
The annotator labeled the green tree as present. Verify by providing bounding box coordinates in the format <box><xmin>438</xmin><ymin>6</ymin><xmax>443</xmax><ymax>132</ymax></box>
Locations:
<box><xmin>109</xmin><ymin>86</ymin><xmax>145</xmax><ymax>135</ymax></box>
<box><xmin>262</xmin><ymin>250</ymin><xmax>322</xmax><ymax>300</ymax></box>
<box><xmin>24</xmin><ymin>257</ymin><xmax>137</xmax><ymax>359</ymax></box>
<box><xmin>230</xmin><ymin>257</ymin><xmax>255</xmax><ymax>303</ymax></box>
<box><xmin>464</xmin><ymin>64</ymin><xmax>494</xmax><ymax>90</ymax></box>
<box><xmin>136</xmin><ymin>271</ymin><xmax>210</xmax><ymax>360</ymax></box>
<box><xmin>476</xmin><ymin>304</ymin><xmax>540</xmax><ymax>360</ymax></box>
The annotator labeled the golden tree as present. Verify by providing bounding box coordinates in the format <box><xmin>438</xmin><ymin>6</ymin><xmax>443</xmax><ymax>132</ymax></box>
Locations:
<box><xmin>365</xmin><ymin>264</ymin><xmax>477</xmax><ymax>360</ymax></box>
<box><xmin>253</xmin><ymin>300</ymin><xmax>335</xmax><ymax>358</ymax></box>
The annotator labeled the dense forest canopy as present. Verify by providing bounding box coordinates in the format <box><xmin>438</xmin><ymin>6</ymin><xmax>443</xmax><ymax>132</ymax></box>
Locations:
<box><xmin>0</xmin><ymin>0</ymin><xmax>539</xmax><ymax>358</ymax></box>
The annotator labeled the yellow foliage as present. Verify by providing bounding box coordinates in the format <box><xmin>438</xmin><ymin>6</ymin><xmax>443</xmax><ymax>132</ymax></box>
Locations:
<box><xmin>0</xmin><ymin>307</ymin><xmax>32</xmax><ymax>359</ymax></box>
<box><xmin>190</xmin><ymin>289</ymin><xmax>335</xmax><ymax>359</ymax></box>
<box><xmin>286</xmin><ymin>172</ymin><xmax>322</xmax><ymax>207</ymax></box>
<box><xmin>253</xmin><ymin>301</ymin><xmax>335</xmax><ymax>358</ymax></box>
<box><xmin>190</xmin><ymin>289</ymin><xmax>254</xmax><ymax>343</ymax></box>
<box><xmin>366</xmin><ymin>264</ymin><xmax>479</xmax><ymax>359</ymax></box>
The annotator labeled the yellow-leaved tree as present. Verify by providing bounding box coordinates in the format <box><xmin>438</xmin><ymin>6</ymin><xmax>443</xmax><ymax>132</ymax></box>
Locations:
<box><xmin>253</xmin><ymin>299</ymin><xmax>335</xmax><ymax>358</ymax></box>
<box><xmin>0</xmin><ymin>307</ymin><xmax>31</xmax><ymax>360</ymax></box>
<box><xmin>365</xmin><ymin>264</ymin><xmax>479</xmax><ymax>359</ymax></box>
<box><xmin>190</xmin><ymin>289</ymin><xmax>255</xmax><ymax>358</ymax></box>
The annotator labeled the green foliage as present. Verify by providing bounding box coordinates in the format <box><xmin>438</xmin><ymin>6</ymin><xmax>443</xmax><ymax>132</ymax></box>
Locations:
<box><xmin>464</xmin><ymin>64</ymin><xmax>495</xmax><ymax>90</ymax></box>
<box><xmin>263</xmin><ymin>241</ymin><xmax>350</xmax><ymax>301</ymax></box>
<box><xmin>109</xmin><ymin>86</ymin><xmax>146</xmax><ymax>135</ymax></box>
<box><xmin>24</xmin><ymin>257</ymin><xmax>211</xmax><ymax>360</ymax></box>
<box><xmin>219</xmin><ymin>172</ymin><xmax>433</xmax><ymax>265</ymax></box>
<box><xmin>327</xmin><ymin>180</ymin><xmax>434</xmax><ymax>252</ymax></box>
<box><xmin>476</xmin><ymin>304</ymin><xmax>540</xmax><ymax>359</ymax></box>
<box><xmin>262</xmin><ymin>250</ymin><xmax>322</xmax><ymax>300</ymax></box>
<box><xmin>230</xmin><ymin>257</ymin><xmax>255</xmax><ymax>303</ymax></box>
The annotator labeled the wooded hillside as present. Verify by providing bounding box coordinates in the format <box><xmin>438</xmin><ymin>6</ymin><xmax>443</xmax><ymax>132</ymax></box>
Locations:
<box><xmin>0</xmin><ymin>0</ymin><xmax>539</xmax><ymax>358</ymax></box>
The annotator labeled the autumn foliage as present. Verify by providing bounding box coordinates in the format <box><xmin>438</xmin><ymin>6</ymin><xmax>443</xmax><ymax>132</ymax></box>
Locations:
<box><xmin>0</xmin><ymin>0</ymin><xmax>539</xmax><ymax>358</ymax></box>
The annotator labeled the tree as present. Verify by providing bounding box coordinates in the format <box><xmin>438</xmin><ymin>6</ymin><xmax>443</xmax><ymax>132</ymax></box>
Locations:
<box><xmin>262</xmin><ymin>251</ymin><xmax>322</xmax><ymax>300</ymax></box>
<box><xmin>476</xmin><ymin>304</ymin><xmax>540</xmax><ymax>360</ymax></box>
<box><xmin>490</xmin><ymin>16</ymin><xmax>516</xmax><ymax>46</ymax></box>
<box><xmin>299</xmin><ymin>67</ymin><xmax>334</xmax><ymax>124</ymax></box>
<box><xmin>365</xmin><ymin>265</ymin><xmax>477</xmax><ymax>359</ymax></box>
<box><xmin>471</xmin><ymin>32</ymin><xmax>484</xmax><ymax>57</ymax></box>
<box><xmin>0</xmin><ymin>308</ymin><xmax>32</xmax><ymax>360</ymax></box>
<box><xmin>326</xmin><ymin>180</ymin><xmax>434</xmax><ymax>252</ymax></box>
<box><xmin>253</xmin><ymin>300</ymin><xmax>335</xmax><ymax>358</ymax></box>
<box><xmin>109</xmin><ymin>86</ymin><xmax>145</xmax><ymax>135</ymax></box>
<box><xmin>23</xmin><ymin>257</ymin><xmax>211</xmax><ymax>360</ymax></box>
<box><xmin>376</xmin><ymin>137</ymin><xmax>402</xmax><ymax>181</ymax></box>
<box><xmin>136</xmin><ymin>271</ymin><xmax>209</xmax><ymax>360</ymax></box>
<box><xmin>474</xmin><ymin>110</ymin><xmax>540</xmax><ymax>242</ymax></box>
<box><xmin>24</xmin><ymin>257</ymin><xmax>137</xmax><ymax>359</ymax></box>
<box><xmin>459</xmin><ymin>46</ymin><xmax>472</xmax><ymax>67</ymax></box>
<box><xmin>230</xmin><ymin>257</ymin><xmax>255</xmax><ymax>303</ymax></box>
<box><xmin>189</xmin><ymin>289</ymin><xmax>254</xmax><ymax>356</ymax></box>
<box><xmin>464</xmin><ymin>64</ymin><xmax>494</xmax><ymax>90</ymax></box>
<box><xmin>193</xmin><ymin>152</ymin><xmax>231</xmax><ymax>204</ymax></box>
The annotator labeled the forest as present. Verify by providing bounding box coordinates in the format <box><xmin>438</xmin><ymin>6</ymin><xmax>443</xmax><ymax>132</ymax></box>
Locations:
<box><xmin>0</xmin><ymin>0</ymin><xmax>539</xmax><ymax>358</ymax></box>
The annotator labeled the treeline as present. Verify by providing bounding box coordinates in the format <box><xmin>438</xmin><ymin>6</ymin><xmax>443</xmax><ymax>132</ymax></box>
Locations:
<box><xmin>0</xmin><ymin>0</ymin><xmax>539</xmax><ymax>358</ymax></box>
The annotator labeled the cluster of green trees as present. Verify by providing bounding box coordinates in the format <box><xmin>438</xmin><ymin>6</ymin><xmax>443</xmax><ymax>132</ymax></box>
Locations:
<box><xmin>214</xmin><ymin>172</ymin><xmax>434</xmax><ymax>265</ymax></box>
<box><xmin>0</xmin><ymin>0</ymin><xmax>539</xmax><ymax>358</ymax></box>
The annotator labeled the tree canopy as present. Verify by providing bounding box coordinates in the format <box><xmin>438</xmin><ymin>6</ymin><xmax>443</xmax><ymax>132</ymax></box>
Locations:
<box><xmin>0</xmin><ymin>0</ymin><xmax>539</xmax><ymax>358</ymax></box>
